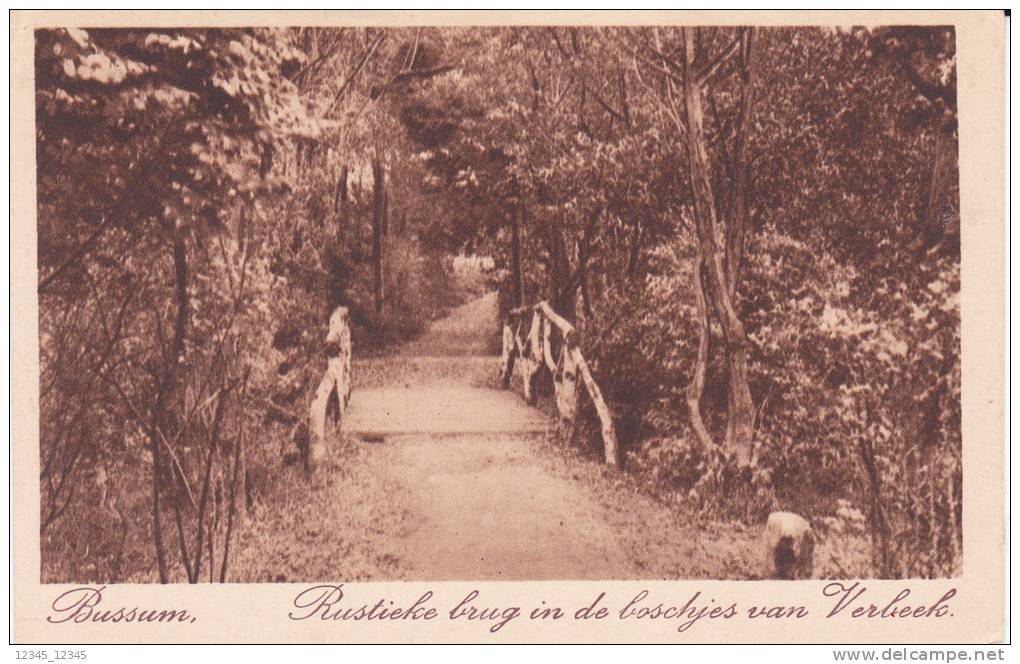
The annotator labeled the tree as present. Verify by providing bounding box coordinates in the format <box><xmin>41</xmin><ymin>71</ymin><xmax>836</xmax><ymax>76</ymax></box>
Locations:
<box><xmin>619</xmin><ymin>26</ymin><xmax>759</xmax><ymax>464</ymax></box>
<box><xmin>36</xmin><ymin>27</ymin><xmax>322</xmax><ymax>582</ymax></box>
<box><xmin>372</xmin><ymin>157</ymin><xmax>386</xmax><ymax>316</ymax></box>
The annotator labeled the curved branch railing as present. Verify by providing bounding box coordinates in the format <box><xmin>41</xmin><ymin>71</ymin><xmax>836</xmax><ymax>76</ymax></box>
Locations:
<box><xmin>308</xmin><ymin>306</ymin><xmax>352</xmax><ymax>469</ymax></box>
<box><xmin>306</xmin><ymin>301</ymin><xmax>618</xmax><ymax>470</ymax></box>
<box><xmin>500</xmin><ymin>301</ymin><xmax>620</xmax><ymax>468</ymax></box>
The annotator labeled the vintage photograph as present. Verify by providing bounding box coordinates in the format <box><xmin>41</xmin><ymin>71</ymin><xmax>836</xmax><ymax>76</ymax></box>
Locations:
<box><xmin>35</xmin><ymin>22</ymin><xmax>963</xmax><ymax>586</ymax></box>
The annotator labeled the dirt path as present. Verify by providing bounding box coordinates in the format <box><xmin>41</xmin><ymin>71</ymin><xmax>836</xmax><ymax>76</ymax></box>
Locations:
<box><xmin>351</xmin><ymin>433</ymin><xmax>639</xmax><ymax>580</ymax></box>
<box><xmin>231</xmin><ymin>293</ymin><xmax>820</xmax><ymax>582</ymax></box>
<box><xmin>395</xmin><ymin>291</ymin><xmax>500</xmax><ymax>357</ymax></box>
<box><xmin>339</xmin><ymin>293</ymin><xmax>638</xmax><ymax>579</ymax></box>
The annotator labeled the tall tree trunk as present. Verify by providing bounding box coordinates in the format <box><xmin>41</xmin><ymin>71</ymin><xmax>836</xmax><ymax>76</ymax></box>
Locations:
<box><xmin>726</xmin><ymin>28</ymin><xmax>756</xmax><ymax>297</ymax></box>
<box><xmin>334</xmin><ymin>164</ymin><xmax>348</xmax><ymax>223</ymax></box>
<box><xmin>371</xmin><ymin>158</ymin><xmax>385</xmax><ymax>316</ymax></box>
<box><xmin>546</xmin><ymin>217</ymin><xmax>566</xmax><ymax>315</ymax></box>
<box><xmin>916</xmin><ymin>130</ymin><xmax>946</xmax><ymax>253</ymax></box>
<box><xmin>328</xmin><ymin>165</ymin><xmax>350</xmax><ymax>311</ymax></box>
<box><xmin>147</xmin><ymin>415</ymin><xmax>169</xmax><ymax>583</ymax></box>
<box><xmin>510</xmin><ymin>201</ymin><xmax>525</xmax><ymax>308</ymax></box>
<box><xmin>681</xmin><ymin>27</ymin><xmax>755</xmax><ymax>465</ymax></box>
<box><xmin>550</xmin><ymin>219</ymin><xmax>575</xmax><ymax>320</ymax></box>
<box><xmin>580</xmin><ymin>267</ymin><xmax>592</xmax><ymax>319</ymax></box>
<box><xmin>148</xmin><ymin>226</ymin><xmax>189</xmax><ymax>582</ymax></box>
<box><xmin>724</xmin><ymin>29</ymin><xmax>758</xmax><ymax>462</ymax></box>
<box><xmin>219</xmin><ymin>413</ymin><xmax>245</xmax><ymax>582</ymax></box>
<box><xmin>686</xmin><ymin>254</ymin><xmax>714</xmax><ymax>450</ymax></box>
<box><xmin>554</xmin><ymin>227</ymin><xmax>575</xmax><ymax>321</ymax></box>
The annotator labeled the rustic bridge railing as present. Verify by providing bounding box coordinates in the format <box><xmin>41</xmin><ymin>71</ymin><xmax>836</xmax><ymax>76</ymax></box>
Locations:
<box><xmin>308</xmin><ymin>305</ymin><xmax>352</xmax><ymax>469</ymax></box>
<box><xmin>500</xmin><ymin>301</ymin><xmax>620</xmax><ymax>468</ymax></box>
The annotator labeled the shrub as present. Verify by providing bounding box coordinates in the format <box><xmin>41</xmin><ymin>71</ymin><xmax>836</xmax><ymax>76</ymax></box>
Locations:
<box><xmin>576</xmin><ymin>229</ymin><xmax>961</xmax><ymax>576</ymax></box>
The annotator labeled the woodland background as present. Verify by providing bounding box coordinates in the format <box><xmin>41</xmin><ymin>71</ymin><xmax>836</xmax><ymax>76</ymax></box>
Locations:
<box><xmin>36</xmin><ymin>25</ymin><xmax>960</xmax><ymax>582</ymax></box>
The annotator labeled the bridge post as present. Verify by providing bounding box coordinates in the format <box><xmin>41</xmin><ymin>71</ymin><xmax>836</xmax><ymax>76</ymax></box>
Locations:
<box><xmin>554</xmin><ymin>342</ymin><xmax>578</xmax><ymax>428</ymax></box>
<box><xmin>571</xmin><ymin>348</ymin><xmax>620</xmax><ymax>468</ymax></box>
<box><xmin>522</xmin><ymin>312</ymin><xmax>542</xmax><ymax>405</ymax></box>
<box><xmin>499</xmin><ymin>323</ymin><xmax>516</xmax><ymax>389</ymax></box>
<box><xmin>308</xmin><ymin>306</ymin><xmax>352</xmax><ymax>471</ymax></box>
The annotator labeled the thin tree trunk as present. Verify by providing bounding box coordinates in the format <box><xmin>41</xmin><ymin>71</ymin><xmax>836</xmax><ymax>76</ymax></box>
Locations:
<box><xmin>726</xmin><ymin>28</ymin><xmax>756</xmax><ymax>297</ymax></box>
<box><xmin>546</xmin><ymin>218</ymin><xmax>564</xmax><ymax>314</ymax></box>
<box><xmin>510</xmin><ymin>202</ymin><xmax>525</xmax><ymax>308</ymax></box>
<box><xmin>147</xmin><ymin>226</ymin><xmax>190</xmax><ymax>582</ymax></box>
<box><xmin>334</xmin><ymin>164</ymin><xmax>348</xmax><ymax>227</ymax></box>
<box><xmin>147</xmin><ymin>429</ymin><xmax>169</xmax><ymax>583</ymax></box>
<box><xmin>372</xmin><ymin>158</ymin><xmax>385</xmax><ymax>316</ymax></box>
<box><xmin>328</xmin><ymin>165</ymin><xmax>350</xmax><ymax>312</ymax></box>
<box><xmin>208</xmin><ymin>489</ymin><xmax>218</xmax><ymax>583</ymax></box>
<box><xmin>724</xmin><ymin>28</ymin><xmax>758</xmax><ymax>461</ymax></box>
<box><xmin>686</xmin><ymin>255</ymin><xmax>715</xmax><ymax>450</ymax></box>
<box><xmin>580</xmin><ymin>267</ymin><xmax>592</xmax><ymax>318</ymax></box>
<box><xmin>191</xmin><ymin>390</ymin><xmax>227</xmax><ymax>583</ymax></box>
<box><xmin>917</xmin><ymin>130</ymin><xmax>946</xmax><ymax>252</ymax></box>
<box><xmin>860</xmin><ymin>433</ymin><xmax>893</xmax><ymax>577</ymax></box>
<box><xmin>681</xmin><ymin>27</ymin><xmax>755</xmax><ymax>465</ymax></box>
<box><xmin>219</xmin><ymin>414</ymin><xmax>246</xmax><ymax>583</ymax></box>
<box><xmin>172</xmin><ymin>505</ymin><xmax>193</xmax><ymax>581</ymax></box>
<box><xmin>547</xmin><ymin>215</ymin><xmax>579</xmax><ymax>320</ymax></box>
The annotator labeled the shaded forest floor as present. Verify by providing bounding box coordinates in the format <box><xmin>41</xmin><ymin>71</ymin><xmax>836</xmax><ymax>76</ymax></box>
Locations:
<box><xmin>229</xmin><ymin>292</ymin><xmax>868</xmax><ymax>582</ymax></box>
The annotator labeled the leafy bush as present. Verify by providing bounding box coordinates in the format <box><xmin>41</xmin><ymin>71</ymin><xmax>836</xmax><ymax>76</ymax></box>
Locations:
<box><xmin>579</xmin><ymin>229</ymin><xmax>960</xmax><ymax>575</ymax></box>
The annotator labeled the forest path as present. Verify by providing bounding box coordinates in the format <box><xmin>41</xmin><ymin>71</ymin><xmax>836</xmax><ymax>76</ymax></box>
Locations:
<box><xmin>341</xmin><ymin>292</ymin><xmax>639</xmax><ymax>579</ymax></box>
<box><xmin>345</xmin><ymin>293</ymin><xmax>548</xmax><ymax>437</ymax></box>
<box><xmin>232</xmin><ymin>293</ymin><xmax>769</xmax><ymax>582</ymax></box>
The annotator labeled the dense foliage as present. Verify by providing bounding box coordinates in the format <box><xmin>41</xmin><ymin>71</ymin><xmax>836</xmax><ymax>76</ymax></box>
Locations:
<box><xmin>37</xmin><ymin>25</ymin><xmax>960</xmax><ymax>581</ymax></box>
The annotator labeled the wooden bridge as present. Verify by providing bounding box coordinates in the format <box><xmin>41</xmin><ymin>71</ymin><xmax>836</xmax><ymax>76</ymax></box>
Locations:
<box><xmin>279</xmin><ymin>292</ymin><xmax>646</xmax><ymax>581</ymax></box>
<box><xmin>306</xmin><ymin>296</ymin><xmax>620</xmax><ymax>469</ymax></box>
<box><xmin>229</xmin><ymin>292</ymin><xmax>766</xmax><ymax>582</ymax></box>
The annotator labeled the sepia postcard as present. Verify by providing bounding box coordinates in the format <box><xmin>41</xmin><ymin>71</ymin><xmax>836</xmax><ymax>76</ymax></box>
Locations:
<box><xmin>10</xmin><ymin>9</ymin><xmax>1006</xmax><ymax>644</ymax></box>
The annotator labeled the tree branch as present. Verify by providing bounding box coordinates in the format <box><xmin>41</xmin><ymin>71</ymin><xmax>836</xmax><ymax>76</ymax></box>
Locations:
<box><xmin>39</xmin><ymin>113</ymin><xmax>181</xmax><ymax>293</ymax></box>
<box><xmin>326</xmin><ymin>32</ymin><xmax>386</xmax><ymax>116</ymax></box>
